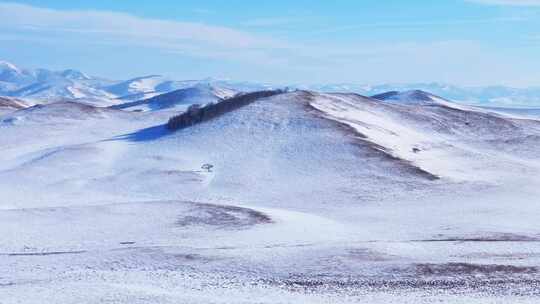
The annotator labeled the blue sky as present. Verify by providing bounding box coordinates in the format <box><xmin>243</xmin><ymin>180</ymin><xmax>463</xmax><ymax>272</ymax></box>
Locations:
<box><xmin>0</xmin><ymin>0</ymin><xmax>539</xmax><ymax>86</ymax></box>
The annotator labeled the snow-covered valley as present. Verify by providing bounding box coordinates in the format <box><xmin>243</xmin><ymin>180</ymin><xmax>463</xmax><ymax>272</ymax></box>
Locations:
<box><xmin>2</xmin><ymin>89</ymin><xmax>540</xmax><ymax>303</ymax></box>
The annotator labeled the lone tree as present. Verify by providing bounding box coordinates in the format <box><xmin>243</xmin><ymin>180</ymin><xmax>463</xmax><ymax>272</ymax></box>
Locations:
<box><xmin>201</xmin><ymin>163</ymin><xmax>214</xmax><ymax>172</ymax></box>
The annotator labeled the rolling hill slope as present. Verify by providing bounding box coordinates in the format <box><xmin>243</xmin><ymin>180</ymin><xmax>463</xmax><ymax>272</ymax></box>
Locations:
<box><xmin>2</xmin><ymin>89</ymin><xmax>540</xmax><ymax>302</ymax></box>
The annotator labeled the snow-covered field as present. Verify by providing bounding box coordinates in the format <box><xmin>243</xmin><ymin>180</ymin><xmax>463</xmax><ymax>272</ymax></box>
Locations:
<box><xmin>2</xmin><ymin>90</ymin><xmax>540</xmax><ymax>303</ymax></box>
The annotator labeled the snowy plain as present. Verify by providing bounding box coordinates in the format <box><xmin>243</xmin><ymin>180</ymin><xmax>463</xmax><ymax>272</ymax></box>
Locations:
<box><xmin>1</xmin><ymin>89</ymin><xmax>540</xmax><ymax>303</ymax></box>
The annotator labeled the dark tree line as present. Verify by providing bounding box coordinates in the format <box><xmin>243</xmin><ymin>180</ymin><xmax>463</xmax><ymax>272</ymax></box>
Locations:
<box><xmin>166</xmin><ymin>89</ymin><xmax>285</xmax><ymax>131</ymax></box>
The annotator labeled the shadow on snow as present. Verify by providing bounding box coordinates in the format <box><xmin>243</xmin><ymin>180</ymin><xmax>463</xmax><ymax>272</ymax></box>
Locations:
<box><xmin>109</xmin><ymin>124</ymin><xmax>172</xmax><ymax>142</ymax></box>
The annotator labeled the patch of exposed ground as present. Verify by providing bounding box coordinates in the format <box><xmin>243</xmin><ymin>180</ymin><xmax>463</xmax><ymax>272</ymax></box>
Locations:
<box><xmin>176</xmin><ymin>202</ymin><xmax>272</xmax><ymax>229</ymax></box>
<box><xmin>414</xmin><ymin>263</ymin><xmax>537</xmax><ymax>277</ymax></box>
<box><xmin>418</xmin><ymin>233</ymin><xmax>540</xmax><ymax>243</ymax></box>
<box><xmin>2</xmin><ymin>250</ymin><xmax>86</xmax><ymax>256</ymax></box>
<box><xmin>266</xmin><ymin>275</ymin><xmax>540</xmax><ymax>296</ymax></box>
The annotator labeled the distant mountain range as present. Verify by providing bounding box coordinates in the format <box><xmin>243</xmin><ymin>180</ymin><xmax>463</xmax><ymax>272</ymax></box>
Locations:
<box><xmin>0</xmin><ymin>61</ymin><xmax>270</xmax><ymax>107</ymax></box>
<box><xmin>2</xmin><ymin>60</ymin><xmax>540</xmax><ymax>107</ymax></box>
<box><xmin>300</xmin><ymin>83</ymin><xmax>540</xmax><ymax>108</ymax></box>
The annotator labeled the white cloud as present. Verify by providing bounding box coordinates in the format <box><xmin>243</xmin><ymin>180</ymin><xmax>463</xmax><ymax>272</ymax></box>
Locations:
<box><xmin>0</xmin><ymin>2</ymin><xmax>537</xmax><ymax>86</ymax></box>
<box><xmin>467</xmin><ymin>0</ymin><xmax>540</xmax><ymax>6</ymax></box>
<box><xmin>0</xmin><ymin>2</ymin><xmax>283</xmax><ymax>54</ymax></box>
<box><xmin>310</xmin><ymin>16</ymin><xmax>525</xmax><ymax>35</ymax></box>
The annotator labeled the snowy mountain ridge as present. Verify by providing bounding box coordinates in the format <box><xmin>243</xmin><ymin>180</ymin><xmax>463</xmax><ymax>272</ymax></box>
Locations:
<box><xmin>2</xmin><ymin>60</ymin><xmax>540</xmax><ymax>107</ymax></box>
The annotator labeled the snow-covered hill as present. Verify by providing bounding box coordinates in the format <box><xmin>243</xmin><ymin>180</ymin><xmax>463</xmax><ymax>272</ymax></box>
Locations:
<box><xmin>0</xmin><ymin>96</ymin><xmax>29</xmax><ymax>115</ymax></box>
<box><xmin>312</xmin><ymin>91</ymin><xmax>540</xmax><ymax>181</ymax></box>
<box><xmin>2</xmin><ymin>88</ymin><xmax>540</xmax><ymax>302</ymax></box>
<box><xmin>111</xmin><ymin>83</ymin><xmax>237</xmax><ymax>112</ymax></box>
<box><xmin>370</xmin><ymin>89</ymin><xmax>484</xmax><ymax>112</ymax></box>
<box><xmin>104</xmin><ymin>75</ymin><xmax>177</xmax><ymax>101</ymax></box>
<box><xmin>3</xmin><ymin>60</ymin><xmax>540</xmax><ymax>302</ymax></box>
<box><xmin>371</xmin><ymin>89</ymin><xmax>448</xmax><ymax>105</ymax></box>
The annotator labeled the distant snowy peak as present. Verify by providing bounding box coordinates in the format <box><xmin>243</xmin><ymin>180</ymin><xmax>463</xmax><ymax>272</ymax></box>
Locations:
<box><xmin>206</xmin><ymin>84</ymin><xmax>238</xmax><ymax>100</ymax></box>
<box><xmin>0</xmin><ymin>60</ymin><xmax>251</xmax><ymax>107</ymax></box>
<box><xmin>0</xmin><ymin>62</ymin><xmax>90</xmax><ymax>82</ymax></box>
<box><xmin>371</xmin><ymin>90</ymin><xmax>446</xmax><ymax>105</ymax></box>
<box><xmin>371</xmin><ymin>89</ymin><xmax>493</xmax><ymax>116</ymax></box>
<box><xmin>0</xmin><ymin>61</ymin><xmax>33</xmax><ymax>83</ymax></box>
<box><xmin>0</xmin><ymin>61</ymin><xmax>119</xmax><ymax>105</ymax></box>
<box><xmin>106</xmin><ymin>76</ymin><xmax>253</xmax><ymax>102</ymax></box>
<box><xmin>112</xmin><ymin>84</ymin><xmax>238</xmax><ymax>112</ymax></box>
<box><xmin>60</xmin><ymin>69</ymin><xmax>91</xmax><ymax>80</ymax></box>
<box><xmin>105</xmin><ymin>75</ymin><xmax>167</xmax><ymax>98</ymax></box>
<box><xmin>0</xmin><ymin>61</ymin><xmax>22</xmax><ymax>74</ymax></box>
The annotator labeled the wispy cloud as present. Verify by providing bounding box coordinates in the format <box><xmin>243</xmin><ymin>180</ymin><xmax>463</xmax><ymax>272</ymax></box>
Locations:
<box><xmin>310</xmin><ymin>16</ymin><xmax>526</xmax><ymax>35</ymax></box>
<box><xmin>467</xmin><ymin>0</ymin><xmax>540</xmax><ymax>6</ymax></box>
<box><xmin>0</xmin><ymin>2</ymin><xmax>285</xmax><ymax>60</ymax></box>
<box><xmin>0</xmin><ymin>1</ymin><xmax>537</xmax><ymax>86</ymax></box>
